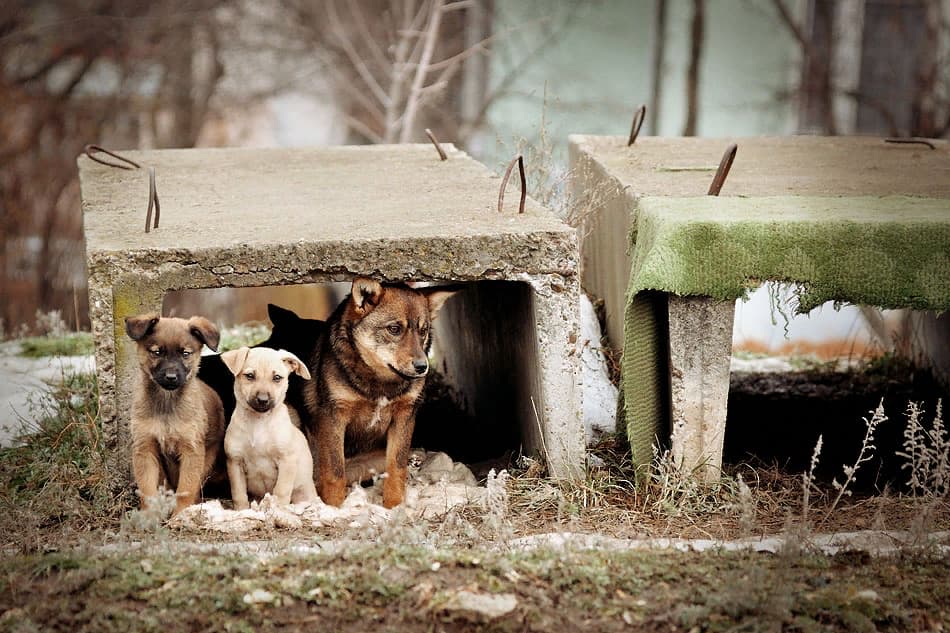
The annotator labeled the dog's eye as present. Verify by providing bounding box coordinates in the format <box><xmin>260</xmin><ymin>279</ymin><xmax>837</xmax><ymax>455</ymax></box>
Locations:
<box><xmin>181</xmin><ymin>350</ymin><xmax>192</xmax><ymax>358</ymax></box>
<box><xmin>244</xmin><ymin>371</ymin><xmax>255</xmax><ymax>381</ymax></box>
<box><xmin>150</xmin><ymin>348</ymin><xmax>162</xmax><ymax>357</ymax></box>
<box><xmin>272</xmin><ymin>374</ymin><xmax>283</xmax><ymax>383</ymax></box>
<box><xmin>387</xmin><ymin>323</ymin><xmax>403</xmax><ymax>335</ymax></box>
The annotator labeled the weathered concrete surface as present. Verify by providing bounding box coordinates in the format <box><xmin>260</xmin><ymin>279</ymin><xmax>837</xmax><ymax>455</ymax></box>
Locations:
<box><xmin>667</xmin><ymin>296</ymin><xmax>735</xmax><ymax>483</ymax></box>
<box><xmin>78</xmin><ymin>143</ymin><xmax>583</xmax><ymax>486</ymax></box>
<box><xmin>570</xmin><ymin>134</ymin><xmax>950</xmax><ymax>352</ymax></box>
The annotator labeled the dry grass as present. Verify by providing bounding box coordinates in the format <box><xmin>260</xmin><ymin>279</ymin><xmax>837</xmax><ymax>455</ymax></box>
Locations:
<box><xmin>0</xmin><ymin>371</ymin><xmax>130</xmax><ymax>551</ymax></box>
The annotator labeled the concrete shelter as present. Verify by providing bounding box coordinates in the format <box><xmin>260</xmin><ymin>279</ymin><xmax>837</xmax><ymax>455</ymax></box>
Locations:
<box><xmin>78</xmin><ymin>143</ymin><xmax>584</xmax><ymax>487</ymax></box>
<box><xmin>571</xmin><ymin>135</ymin><xmax>950</xmax><ymax>481</ymax></box>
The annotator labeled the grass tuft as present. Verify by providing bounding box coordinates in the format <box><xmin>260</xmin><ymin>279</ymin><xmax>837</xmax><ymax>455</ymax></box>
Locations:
<box><xmin>16</xmin><ymin>332</ymin><xmax>94</xmax><ymax>358</ymax></box>
<box><xmin>0</xmin><ymin>369</ymin><xmax>127</xmax><ymax>550</ymax></box>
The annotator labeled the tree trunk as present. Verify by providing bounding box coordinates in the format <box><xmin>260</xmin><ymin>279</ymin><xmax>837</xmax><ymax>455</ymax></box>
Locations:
<box><xmin>649</xmin><ymin>0</ymin><xmax>667</xmax><ymax>135</ymax></box>
<box><xmin>683</xmin><ymin>0</ymin><xmax>704</xmax><ymax>136</ymax></box>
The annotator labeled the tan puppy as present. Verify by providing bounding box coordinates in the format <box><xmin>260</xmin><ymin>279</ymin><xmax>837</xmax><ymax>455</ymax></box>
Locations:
<box><xmin>125</xmin><ymin>314</ymin><xmax>226</xmax><ymax>516</ymax></box>
<box><xmin>221</xmin><ymin>346</ymin><xmax>318</xmax><ymax>508</ymax></box>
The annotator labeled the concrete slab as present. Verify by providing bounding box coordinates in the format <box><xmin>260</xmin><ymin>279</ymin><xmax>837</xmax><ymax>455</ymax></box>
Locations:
<box><xmin>78</xmin><ymin>144</ymin><xmax>584</xmax><ymax>488</ymax></box>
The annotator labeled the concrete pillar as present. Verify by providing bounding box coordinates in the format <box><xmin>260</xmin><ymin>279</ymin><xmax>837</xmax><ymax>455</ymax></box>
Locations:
<box><xmin>529</xmin><ymin>274</ymin><xmax>585</xmax><ymax>480</ymax></box>
<box><xmin>667</xmin><ymin>295</ymin><xmax>735</xmax><ymax>482</ymax></box>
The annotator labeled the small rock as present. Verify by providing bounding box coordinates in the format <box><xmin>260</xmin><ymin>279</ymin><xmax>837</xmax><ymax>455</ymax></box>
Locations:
<box><xmin>441</xmin><ymin>590</ymin><xmax>518</xmax><ymax>620</ymax></box>
<box><xmin>243</xmin><ymin>589</ymin><xmax>275</xmax><ymax>605</ymax></box>
<box><xmin>854</xmin><ymin>589</ymin><xmax>879</xmax><ymax>602</ymax></box>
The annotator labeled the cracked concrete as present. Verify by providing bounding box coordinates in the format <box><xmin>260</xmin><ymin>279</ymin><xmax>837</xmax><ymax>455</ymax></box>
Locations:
<box><xmin>78</xmin><ymin>144</ymin><xmax>584</xmax><ymax>487</ymax></box>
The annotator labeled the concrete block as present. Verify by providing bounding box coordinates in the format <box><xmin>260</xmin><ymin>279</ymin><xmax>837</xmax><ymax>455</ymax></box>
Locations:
<box><xmin>569</xmin><ymin>134</ymin><xmax>950</xmax><ymax>353</ymax></box>
<box><xmin>572</xmin><ymin>134</ymin><xmax>950</xmax><ymax>479</ymax></box>
<box><xmin>667</xmin><ymin>296</ymin><xmax>735</xmax><ymax>483</ymax></box>
<box><xmin>78</xmin><ymin>144</ymin><xmax>584</xmax><ymax>487</ymax></box>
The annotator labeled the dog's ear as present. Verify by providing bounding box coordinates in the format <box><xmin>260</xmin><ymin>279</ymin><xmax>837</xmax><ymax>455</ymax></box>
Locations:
<box><xmin>187</xmin><ymin>316</ymin><xmax>220</xmax><ymax>352</ymax></box>
<box><xmin>421</xmin><ymin>287</ymin><xmax>458</xmax><ymax>320</ymax></box>
<box><xmin>267</xmin><ymin>303</ymin><xmax>299</xmax><ymax>327</ymax></box>
<box><xmin>220</xmin><ymin>347</ymin><xmax>250</xmax><ymax>376</ymax></box>
<box><xmin>125</xmin><ymin>314</ymin><xmax>160</xmax><ymax>341</ymax></box>
<box><xmin>278</xmin><ymin>350</ymin><xmax>312</xmax><ymax>380</ymax></box>
<box><xmin>351</xmin><ymin>277</ymin><xmax>383</xmax><ymax>316</ymax></box>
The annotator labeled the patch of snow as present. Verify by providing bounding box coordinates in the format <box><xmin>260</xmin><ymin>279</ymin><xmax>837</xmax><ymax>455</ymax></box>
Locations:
<box><xmin>170</xmin><ymin>451</ymin><xmax>488</xmax><ymax>534</ymax></box>
<box><xmin>579</xmin><ymin>294</ymin><xmax>617</xmax><ymax>442</ymax></box>
<box><xmin>0</xmin><ymin>346</ymin><xmax>95</xmax><ymax>446</ymax></box>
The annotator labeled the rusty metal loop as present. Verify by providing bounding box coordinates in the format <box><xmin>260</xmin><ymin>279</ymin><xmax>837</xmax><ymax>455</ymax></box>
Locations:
<box><xmin>144</xmin><ymin>167</ymin><xmax>160</xmax><ymax>233</ymax></box>
<box><xmin>425</xmin><ymin>128</ymin><xmax>447</xmax><ymax>161</ymax></box>
<box><xmin>83</xmin><ymin>144</ymin><xmax>141</xmax><ymax>170</ymax></box>
<box><xmin>628</xmin><ymin>104</ymin><xmax>646</xmax><ymax>146</ymax></box>
<box><xmin>83</xmin><ymin>144</ymin><xmax>159</xmax><ymax>233</ymax></box>
<box><xmin>884</xmin><ymin>137</ymin><xmax>936</xmax><ymax>150</ymax></box>
<box><xmin>498</xmin><ymin>154</ymin><xmax>526</xmax><ymax>214</ymax></box>
<box><xmin>707</xmin><ymin>143</ymin><xmax>738</xmax><ymax>196</ymax></box>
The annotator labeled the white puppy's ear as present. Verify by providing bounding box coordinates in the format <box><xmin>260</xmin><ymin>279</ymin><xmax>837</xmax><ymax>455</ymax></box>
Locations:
<box><xmin>220</xmin><ymin>347</ymin><xmax>250</xmax><ymax>376</ymax></box>
<box><xmin>279</xmin><ymin>350</ymin><xmax>311</xmax><ymax>380</ymax></box>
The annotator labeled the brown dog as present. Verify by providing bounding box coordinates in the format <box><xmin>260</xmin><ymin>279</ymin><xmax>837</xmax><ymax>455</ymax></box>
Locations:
<box><xmin>304</xmin><ymin>278</ymin><xmax>456</xmax><ymax>508</ymax></box>
<box><xmin>125</xmin><ymin>314</ymin><xmax>226</xmax><ymax>515</ymax></box>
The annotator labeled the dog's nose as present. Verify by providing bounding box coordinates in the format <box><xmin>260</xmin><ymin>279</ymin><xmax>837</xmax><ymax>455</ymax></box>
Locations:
<box><xmin>163</xmin><ymin>372</ymin><xmax>179</xmax><ymax>384</ymax></box>
<box><xmin>255</xmin><ymin>394</ymin><xmax>270</xmax><ymax>406</ymax></box>
<box><xmin>412</xmin><ymin>359</ymin><xmax>428</xmax><ymax>375</ymax></box>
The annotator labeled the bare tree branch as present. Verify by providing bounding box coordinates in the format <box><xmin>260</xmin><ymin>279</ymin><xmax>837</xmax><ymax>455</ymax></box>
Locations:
<box><xmin>346</xmin><ymin>1</ymin><xmax>390</xmax><ymax>72</ymax></box>
<box><xmin>771</xmin><ymin>0</ymin><xmax>811</xmax><ymax>54</ymax></box>
<box><xmin>327</xmin><ymin>0</ymin><xmax>391</xmax><ymax>108</ymax></box>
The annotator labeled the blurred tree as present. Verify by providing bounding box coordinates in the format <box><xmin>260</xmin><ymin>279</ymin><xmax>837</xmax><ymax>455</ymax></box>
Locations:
<box><xmin>772</xmin><ymin>0</ymin><xmax>948</xmax><ymax>137</ymax></box>
<box><xmin>0</xmin><ymin>0</ymin><xmax>231</xmax><ymax>333</ymax></box>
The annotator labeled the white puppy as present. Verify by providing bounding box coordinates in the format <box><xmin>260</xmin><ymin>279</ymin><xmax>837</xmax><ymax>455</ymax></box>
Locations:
<box><xmin>221</xmin><ymin>346</ymin><xmax>318</xmax><ymax>509</ymax></box>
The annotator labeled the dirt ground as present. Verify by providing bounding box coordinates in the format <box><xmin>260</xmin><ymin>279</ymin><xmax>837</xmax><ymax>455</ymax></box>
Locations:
<box><xmin>1</xmin><ymin>343</ymin><xmax>948</xmax><ymax>632</ymax></box>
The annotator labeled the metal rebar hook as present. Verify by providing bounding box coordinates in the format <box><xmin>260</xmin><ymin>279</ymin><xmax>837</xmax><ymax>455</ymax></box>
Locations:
<box><xmin>83</xmin><ymin>145</ymin><xmax>159</xmax><ymax>233</ymax></box>
<box><xmin>707</xmin><ymin>143</ymin><xmax>738</xmax><ymax>196</ymax></box>
<box><xmin>498</xmin><ymin>154</ymin><xmax>526</xmax><ymax>214</ymax></box>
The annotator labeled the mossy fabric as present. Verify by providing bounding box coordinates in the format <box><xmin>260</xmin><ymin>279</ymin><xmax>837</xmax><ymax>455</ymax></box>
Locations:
<box><xmin>623</xmin><ymin>195</ymin><xmax>950</xmax><ymax>469</ymax></box>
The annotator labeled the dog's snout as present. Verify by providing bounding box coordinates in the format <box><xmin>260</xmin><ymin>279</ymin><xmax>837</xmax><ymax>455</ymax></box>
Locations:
<box><xmin>412</xmin><ymin>359</ymin><xmax>428</xmax><ymax>375</ymax></box>
<box><xmin>154</xmin><ymin>364</ymin><xmax>185</xmax><ymax>390</ymax></box>
<box><xmin>249</xmin><ymin>392</ymin><xmax>273</xmax><ymax>413</ymax></box>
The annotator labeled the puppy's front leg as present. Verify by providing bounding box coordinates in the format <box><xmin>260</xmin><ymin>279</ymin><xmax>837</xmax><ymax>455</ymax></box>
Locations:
<box><xmin>174</xmin><ymin>446</ymin><xmax>205</xmax><ymax>514</ymax></box>
<box><xmin>272</xmin><ymin>457</ymin><xmax>299</xmax><ymax>506</ymax></box>
<box><xmin>382</xmin><ymin>404</ymin><xmax>415</xmax><ymax>509</ymax></box>
<box><xmin>317</xmin><ymin>413</ymin><xmax>347</xmax><ymax>506</ymax></box>
<box><xmin>227</xmin><ymin>458</ymin><xmax>249</xmax><ymax>510</ymax></box>
<box><xmin>132</xmin><ymin>437</ymin><xmax>162</xmax><ymax>509</ymax></box>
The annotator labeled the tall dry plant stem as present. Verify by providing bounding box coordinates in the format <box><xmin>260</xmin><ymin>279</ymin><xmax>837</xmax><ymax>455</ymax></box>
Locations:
<box><xmin>824</xmin><ymin>400</ymin><xmax>886</xmax><ymax>521</ymax></box>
